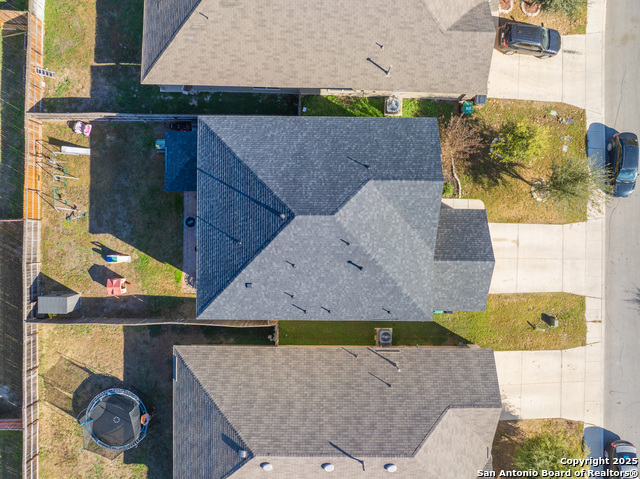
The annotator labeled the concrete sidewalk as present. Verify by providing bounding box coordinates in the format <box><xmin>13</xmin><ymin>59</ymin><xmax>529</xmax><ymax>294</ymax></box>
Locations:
<box><xmin>487</xmin><ymin>0</ymin><xmax>608</xmax><ymax>461</ymax></box>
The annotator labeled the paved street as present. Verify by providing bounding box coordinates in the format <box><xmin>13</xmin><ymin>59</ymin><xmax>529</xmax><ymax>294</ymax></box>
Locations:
<box><xmin>603</xmin><ymin>0</ymin><xmax>640</xmax><ymax>447</ymax></box>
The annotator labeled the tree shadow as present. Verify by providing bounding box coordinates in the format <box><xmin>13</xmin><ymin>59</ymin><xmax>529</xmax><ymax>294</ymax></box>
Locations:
<box><xmin>462</xmin><ymin>120</ymin><xmax>533</xmax><ymax>188</ymax></box>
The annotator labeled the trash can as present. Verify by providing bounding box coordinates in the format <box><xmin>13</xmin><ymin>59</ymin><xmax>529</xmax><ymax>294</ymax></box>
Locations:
<box><xmin>462</xmin><ymin>101</ymin><xmax>474</xmax><ymax>115</ymax></box>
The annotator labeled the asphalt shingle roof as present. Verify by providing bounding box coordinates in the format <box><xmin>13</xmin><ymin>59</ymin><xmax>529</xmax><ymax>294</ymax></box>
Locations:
<box><xmin>196</xmin><ymin>116</ymin><xmax>452</xmax><ymax>320</ymax></box>
<box><xmin>432</xmin><ymin>207</ymin><xmax>495</xmax><ymax>311</ymax></box>
<box><xmin>164</xmin><ymin>131</ymin><xmax>197</xmax><ymax>191</ymax></box>
<box><xmin>173</xmin><ymin>346</ymin><xmax>502</xmax><ymax>479</ymax></box>
<box><xmin>141</xmin><ymin>0</ymin><xmax>496</xmax><ymax>95</ymax></box>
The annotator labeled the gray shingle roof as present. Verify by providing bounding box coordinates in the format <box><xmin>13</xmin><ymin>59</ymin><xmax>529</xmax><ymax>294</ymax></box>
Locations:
<box><xmin>173</xmin><ymin>346</ymin><xmax>502</xmax><ymax>479</ymax></box>
<box><xmin>196</xmin><ymin>116</ymin><xmax>450</xmax><ymax>320</ymax></box>
<box><xmin>141</xmin><ymin>0</ymin><xmax>496</xmax><ymax>95</ymax></box>
<box><xmin>164</xmin><ymin>131</ymin><xmax>197</xmax><ymax>191</ymax></box>
<box><xmin>432</xmin><ymin>207</ymin><xmax>495</xmax><ymax>311</ymax></box>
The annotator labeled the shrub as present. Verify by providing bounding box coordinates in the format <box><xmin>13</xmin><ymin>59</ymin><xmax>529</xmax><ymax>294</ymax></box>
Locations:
<box><xmin>534</xmin><ymin>156</ymin><xmax>612</xmax><ymax>212</ymax></box>
<box><xmin>442</xmin><ymin>182</ymin><xmax>453</xmax><ymax>197</ymax></box>
<box><xmin>514</xmin><ymin>432</ymin><xmax>588</xmax><ymax>474</ymax></box>
<box><xmin>490</xmin><ymin>121</ymin><xmax>545</xmax><ymax>165</ymax></box>
<box><xmin>538</xmin><ymin>0</ymin><xmax>587</xmax><ymax>18</ymax></box>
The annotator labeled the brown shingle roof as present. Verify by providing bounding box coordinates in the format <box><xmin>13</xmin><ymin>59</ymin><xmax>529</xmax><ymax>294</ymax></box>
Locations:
<box><xmin>142</xmin><ymin>0</ymin><xmax>496</xmax><ymax>95</ymax></box>
<box><xmin>173</xmin><ymin>345</ymin><xmax>502</xmax><ymax>478</ymax></box>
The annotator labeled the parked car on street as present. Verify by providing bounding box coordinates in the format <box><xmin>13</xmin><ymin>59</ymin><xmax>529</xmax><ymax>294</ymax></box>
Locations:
<box><xmin>608</xmin><ymin>132</ymin><xmax>639</xmax><ymax>198</ymax></box>
<box><xmin>604</xmin><ymin>440</ymin><xmax>638</xmax><ymax>475</ymax></box>
<box><xmin>498</xmin><ymin>22</ymin><xmax>561</xmax><ymax>58</ymax></box>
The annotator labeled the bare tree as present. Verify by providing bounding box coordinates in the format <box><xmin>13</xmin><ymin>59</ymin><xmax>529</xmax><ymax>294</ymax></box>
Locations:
<box><xmin>439</xmin><ymin>115</ymin><xmax>484</xmax><ymax>197</ymax></box>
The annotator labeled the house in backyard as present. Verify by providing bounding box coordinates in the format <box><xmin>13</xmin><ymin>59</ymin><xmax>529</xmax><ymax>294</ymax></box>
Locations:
<box><xmin>141</xmin><ymin>0</ymin><xmax>497</xmax><ymax>98</ymax></box>
<box><xmin>173</xmin><ymin>345</ymin><xmax>502</xmax><ymax>478</ymax></box>
<box><xmin>164</xmin><ymin>116</ymin><xmax>495</xmax><ymax>322</ymax></box>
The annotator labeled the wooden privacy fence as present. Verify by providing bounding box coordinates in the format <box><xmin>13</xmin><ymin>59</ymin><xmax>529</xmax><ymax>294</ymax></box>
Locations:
<box><xmin>22</xmin><ymin>11</ymin><xmax>45</xmax><ymax>479</ymax></box>
<box><xmin>28</xmin><ymin>112</ymin><xmax>199</xmax><ymax>122</ymax></box>
<box><xmin>0</xmin><ymin>11</ymin><xmax>28</xmax><ymax>30</ymax></box>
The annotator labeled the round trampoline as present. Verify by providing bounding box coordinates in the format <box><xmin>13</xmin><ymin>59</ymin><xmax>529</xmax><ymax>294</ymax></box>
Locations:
<box><xmin>78</xmin><ymin>388</ymin><xmax>148</xmax><ymax>451</ymax></box>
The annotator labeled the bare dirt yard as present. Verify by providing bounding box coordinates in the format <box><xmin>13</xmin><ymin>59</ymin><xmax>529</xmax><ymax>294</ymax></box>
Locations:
<box><xmin>40</xmin><ymin>121</ymin><xmax>194</xmax><ymax>320</ymax></box>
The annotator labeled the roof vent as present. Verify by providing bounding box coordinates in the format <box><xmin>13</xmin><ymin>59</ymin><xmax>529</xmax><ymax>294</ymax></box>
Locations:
<box><xmin>261</xmin><ymin>462</ymin><xmax>273</xmax><ymax>471</ymax></box>
<box><xmin>238</xmin><ymin>449</ymin><xmax>248</xmax><ymax>458</ymax></box>
<box><xmin>385</xmin><ymin>464</ymin><xmax>398</xmax><ymax>473</ymax></box>
<box><xmin>322</xmin><ymin>463</ymin><xmax>335</xmax><ymax>472</ymax></box>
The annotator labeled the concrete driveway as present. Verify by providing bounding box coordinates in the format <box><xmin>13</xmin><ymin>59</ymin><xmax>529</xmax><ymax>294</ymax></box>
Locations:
<box><xmin>488</xmin><ymin>34</ymin><xmax>601</xmax><ymax>112</ymax></box>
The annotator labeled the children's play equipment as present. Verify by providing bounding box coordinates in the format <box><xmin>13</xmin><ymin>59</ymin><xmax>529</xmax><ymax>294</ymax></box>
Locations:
<box><xmin>106</xmin><ymin>278</ymin><xmax>130</xmax><ymax>295</ymax></box>
<box><xmin>73</xmin><ymin>121</ymin><xmax>92</xmax><ymax>137</ymax></box>
<box><xmin>78</xmin><ymin>388</ymin><xmax>148</xmax><ymax>452</ymax></box>
<box><xmin>106</xmin><ymin>254</ymin><xmax>131</xmax><ymax>263</ymax></box>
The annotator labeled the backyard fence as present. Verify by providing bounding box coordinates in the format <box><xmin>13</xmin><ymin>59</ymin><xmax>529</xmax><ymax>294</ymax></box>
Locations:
<box><xmin>22</xmin><ymin>9</ymin><xmax>45</xmax><ymax>479</ymax></box>
<box><xmin>0</xmin><ymin>11</ymin><xmax>27</xmax><ymax>29</ymax></box>
<box><xmin>28</xmin><ymin>112</ymin><xmax>199</xmax><ymax>122</ymax></box>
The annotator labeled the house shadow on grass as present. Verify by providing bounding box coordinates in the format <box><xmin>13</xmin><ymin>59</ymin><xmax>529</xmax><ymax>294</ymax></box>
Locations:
<box><xmin>0</xmin><ymin>33</ymin><xmax>26</xmax><ymax>219</ymax></box>
<box><xmin>120</xmin><ymin>324</ymin><xmax>274</xmax><ymax>477</ymax></box>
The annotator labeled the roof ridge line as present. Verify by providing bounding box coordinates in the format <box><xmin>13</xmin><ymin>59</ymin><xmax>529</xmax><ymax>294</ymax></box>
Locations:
<box><xmin>197</xmin><ymin>122</ymin><xmax>296</xmax><ymax>318</ymax></box>
<box><xmin>142</xmin><ymin>0</ymin><xmax>205</xmax><ymax>82</ymax></box>
<box><xmin>175</xmin><ymin>349</ymin><xmax>255</xmax><ymax>457</ymax></box>
<box><xmin>337</xmin><ymin>182</ymin><xmax>433</xmax><ymax>316</ymax></box>
<box><xmin>410</xmin><ymin>404</ymin><xmax>501</xmax><ymax>457</ymax></box>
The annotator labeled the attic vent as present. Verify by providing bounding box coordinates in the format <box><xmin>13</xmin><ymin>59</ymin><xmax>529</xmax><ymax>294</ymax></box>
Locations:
<box><xmin>322</xmin><ymin>463</ymin><xmax>335</xmax><ymax>472</ymax></box>
<box><xmin>261</xmin><ymin>462</ymin><xmax>273</xmax><ymax>471</ymax></box>
<box><xmin>385</xmin><ymin>464</ymin><xmax>398</xmax><ymax>473</ymax></box>
<box><xmin>238</xmin><ymin>449</ymin><xmax>248</xmax><ymax>458</ymax></box>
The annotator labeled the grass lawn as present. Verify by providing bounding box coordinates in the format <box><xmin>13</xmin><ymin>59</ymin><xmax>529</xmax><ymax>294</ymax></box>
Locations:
<box><xmin>301</xmin><ymin>95</ymin><xmax>454</xmax><ymax>122</ymax></box>
<box><xmin>435</xmin><ymin>293</ymin><xmax>586</xmax><ymax>351</ymax></box>
<box><xmin>0</xmin><ymin>34</ymin><xmax>26</xmax><ymax>218</ymax></box>
<box><xmin>0</xmin><ymin>430</ymin><xmax>22</xmax><ymax>479</ymax></box>
<box><xmin>41</xmin><ymin>0</ymin><xmax>297</xmax><ymax>114</ymax></box>
<box><xmin>302</xmin><ymin>96</ymin><xmax>587</xmax><ymax>224</ymax></box>
<box><xmin>40</xmin><ymin>121</ymin><xmax>194</xmax><ymax>319</ymax></box>
<box><xmin>492</xmin><ymin>419</ymin><xmax>585</xmax><ymax>473</ymax></box>
<box><xmin>280</xmin><ymin>293</ymin><xmax>585</xmax><ymax>350</ymax></box>
<box><xmin>38</xmin><ymin>323</ymin><xmax>273</xmax><ymax>479</ymax></box>
<box><xmin>463</xmin><ymin>99</ymin><xmax>587</xmax><ymax>224</ymax></box>
<box><xmin>503</xmin><ymin>2</ymin><xmax>588</xmax><ymax>35</ymax></box>
<box><xmin>278</xmin><ymin>321</ymin><xmax>465</xmax><ymax>346</ymax></box>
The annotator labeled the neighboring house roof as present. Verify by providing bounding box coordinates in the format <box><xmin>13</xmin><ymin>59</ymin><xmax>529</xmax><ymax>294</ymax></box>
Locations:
<box><xmin>173</xmin><ymin>345</ymin><xmax>502</xmax><ymax>479</ymax></box>
<box><xmin>195</xmin><ymin>116</ymin><xmax>494</xmax><ymax>321</ymax></box>
<box><xmin>164</xmin><ymin>131</ymin><xmax>197</xmax><ymax>191</ymax></box>
<box><xmin>141</xmin><ymin>0</ymin><xmax>496</xmax><ymax>95</ymax></box>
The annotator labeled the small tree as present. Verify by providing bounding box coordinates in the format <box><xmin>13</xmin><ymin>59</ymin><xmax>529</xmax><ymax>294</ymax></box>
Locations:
<box><xmin>533</xmin><ymin>156</ymin><xmax>612</xmax><ymax>212</ymax></box>
<box><xmin>490</xmin><ymin>121</ymin><xmax>545</xmax><ymax>165</ymax></box>
<box><xmin>439</xmin><ymin>115</ymin><xmax>484</xmax><ymax>163</ymax></box>
<box><xmin>514</xmin><ymin>432</ymin><xmax>588</xmax><ymax>474</ymax></box>
<box><xmin>538</xmin><ymin>0</ymin><xmax>587</xmax><ymax>18</ymax></box>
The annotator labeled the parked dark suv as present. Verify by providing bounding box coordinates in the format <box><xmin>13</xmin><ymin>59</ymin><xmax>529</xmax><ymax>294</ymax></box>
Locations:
<box><xmin>608</xmin><ymin>132</ymin><xmax>639</xmax><ymax>198</ymax></box>
<box><xmin>498</xmin><ymin>22</ymin><xmax>561</xmax><ymax>58</ymax></box>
